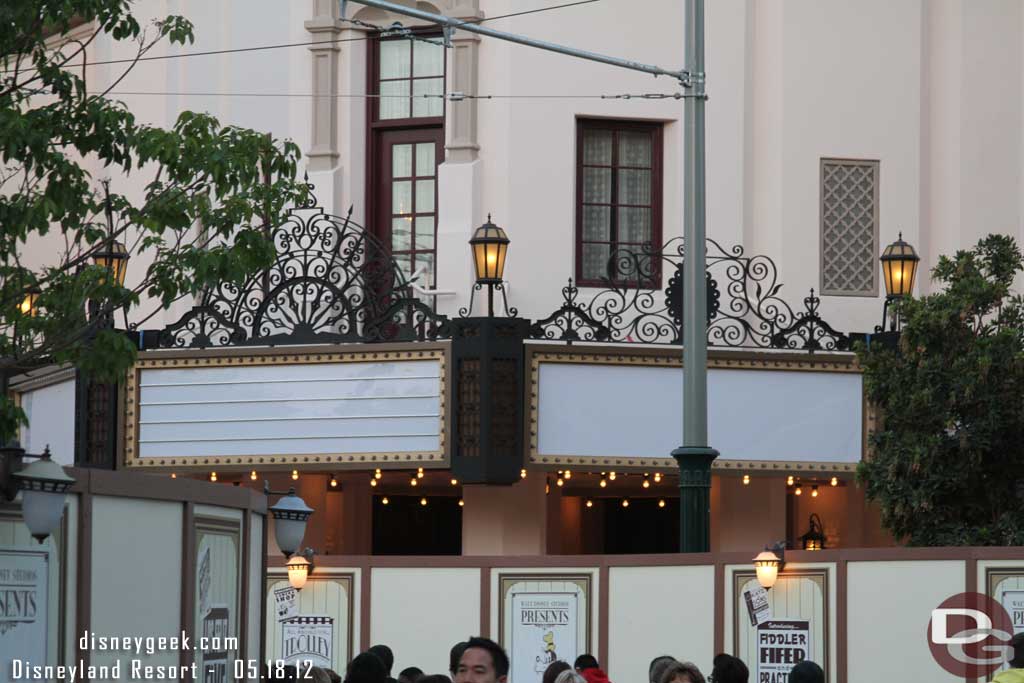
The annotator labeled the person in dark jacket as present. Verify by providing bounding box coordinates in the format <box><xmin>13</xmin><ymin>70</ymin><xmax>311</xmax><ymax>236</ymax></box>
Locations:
<box><xmin>345</xmin><ymin>653</ymin><xmax>388</xmax><ymax>683</ymax></box>
<box><xmin>788</xmin><ymin>661</ymin><xmax>824</xmax><ymax>683</ymax></box>
<box><xmin>710</xmin><ymin>654</ymin><xmax>748</xmax><ymax>683</ymax></box>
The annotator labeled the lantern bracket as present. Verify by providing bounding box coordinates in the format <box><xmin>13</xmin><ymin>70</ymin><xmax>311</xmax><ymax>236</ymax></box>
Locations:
<box><xmin>459</xmin><ymin>281</ymin><xmax>518</xmax><ymax>319</ymax></box>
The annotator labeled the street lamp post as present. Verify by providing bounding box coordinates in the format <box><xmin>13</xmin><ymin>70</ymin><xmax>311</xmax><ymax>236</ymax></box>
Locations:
<box><xmin>0</xmin><ymin>442</ymin><xmax>75</xmax><ymax>543</ymax></box>
<box><xmin>671</xmin><ymin>0</ymin><xmax>718</xmax><ymax>553</ymax></box>
<box><xmin>468</xmin><ymin>216</ymin><xmax>511</xmax><ymax>318</ymax></box>
<box><xmin>878</xmin><ymin>233</ymin><xmax>920</xmax><ymax>332</ymax></box>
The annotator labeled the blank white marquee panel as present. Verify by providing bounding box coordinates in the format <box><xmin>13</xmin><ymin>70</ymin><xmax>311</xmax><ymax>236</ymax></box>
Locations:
<box><xmin>537</xmin><ymin>363</ymin><xmax>861</xmax><ymax>463</ymax></box>
<box><xmin>136</xmin><ymin>359</ymin><xmax>443</xmax><ymax>459</ymax></box>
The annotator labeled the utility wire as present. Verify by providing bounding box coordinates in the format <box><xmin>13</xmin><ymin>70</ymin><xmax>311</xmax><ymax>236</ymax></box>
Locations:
<box><xmin>8</xmin><ymin>0</ymin><xmax>601</xmax><ymax>72</ymax></box>
<box><xmin>100</xmin><ymin>90</ymin><xmax>686</xmax><ymax>100</ymax></box>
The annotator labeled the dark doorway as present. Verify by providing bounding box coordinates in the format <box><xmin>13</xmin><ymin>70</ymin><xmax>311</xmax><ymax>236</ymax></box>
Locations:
<box><xmin>372</xmin><ymin>495</ymin><xmax>462</xmax><ymax>555</ymax></box>
<box><xmin>603</xmin><ymin>498</ymin><xmax>680</xmax><ymax>553</ymax></box>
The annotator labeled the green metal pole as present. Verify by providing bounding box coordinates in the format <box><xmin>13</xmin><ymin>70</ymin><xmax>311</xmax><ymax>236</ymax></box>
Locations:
<box><xmin>672</xmin><ymin>0</ymin><xmax>718</xmax><ymax>553</ymax></box>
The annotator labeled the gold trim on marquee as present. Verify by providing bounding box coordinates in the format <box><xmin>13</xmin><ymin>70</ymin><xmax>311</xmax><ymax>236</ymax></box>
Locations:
<box><xmin>123</xmin><ymin>348</ymin><xmax>448</xmax><ymax>470</ymax></box>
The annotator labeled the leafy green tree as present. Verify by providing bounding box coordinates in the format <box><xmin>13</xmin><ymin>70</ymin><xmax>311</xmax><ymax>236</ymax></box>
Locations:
<box><xmin>0</xmin><ymin>1</ymin><xmax>308</xmax><ymax>440</ymax></box>
<box><xmin>857</xmin><ymin>234</ymin><xmax>1024</xmax><ymax>545</ymax></box>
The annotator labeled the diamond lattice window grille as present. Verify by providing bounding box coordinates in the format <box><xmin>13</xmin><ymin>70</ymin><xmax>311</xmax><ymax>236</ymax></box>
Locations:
<box><xmin>820</xmin><ymin>159</ymin><xmax>879</xmax><ymax>296</ymax></box>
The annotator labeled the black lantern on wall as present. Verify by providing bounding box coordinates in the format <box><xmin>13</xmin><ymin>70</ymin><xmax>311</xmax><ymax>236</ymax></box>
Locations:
<box><xmin>800</xmin><ymin>513</ymin><xmax>826</xmax><ymax>551</ymax></box>
<box><xmin>468</xmin><ymin>216</ymin><xmax>510</xmax><ymax>317</ymax></box>
<box><xmin>878</xmin><ymin>232</ymin><xmax>920</xmax><ymax>332</ymax></box>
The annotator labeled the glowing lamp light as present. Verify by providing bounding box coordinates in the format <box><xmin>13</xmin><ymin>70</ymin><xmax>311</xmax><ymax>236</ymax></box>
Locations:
<box><xmin>330</xmin><ymin>476</ymin><xmax>338</xmax><ymax>488</ymax></box>
<box><xmin>754</xmin><ymin>549</ymin><xmax>783</xmax><ymax>590</ymax></box>
<box><xmin>599</xmin><ymin>479</ymin><xmax>607</xmax><ymax>488</ymax></box>
<box><xmin>250</xmin><ymin>471</ymin><xmax>258</xmax><ymax>481</ymax></box>
<box><xmin>410</xmin><ymin>477</ymin><xmax>418</xmax><ymax>487</ymax></box>
<box><xmin>370</xmin><ymin>479</ymin><xmax>378</xmax><ymax>488</ymax></box>
<box><xmin>291</xmin><ymin>470</ymin><xmax>299</xmax><ymax>481</ymax></box>
<box><xmin>451</xmin><ymin>478</ymin><xmax>458</xmax><ymax>486</ymax></box>
<box><xmin>585</xmin><ymin>500</ymin><xmax>593</xmax><ymax>508</ymax></box>
<box><xmin>743</xmin><ymin>474</ymin><xmax>751</xmax><ymax>486</ymax></box>
<box><xmin>286</xmin><ymin>552</ymin><xmax>312</xmax><ymax>591</ymax></box>
<box><xmin>787</xmin><ymin>475</ymin><xmax>794</xmax><ymax>486</ymax></box>
<box><xmin>469</xmin><ymin>216</ymin><xmax>509</xmax><ymax>284</ymax></box>
<box><xmin>880</xmin><ymin>232</ymin><xmax>920</xmax><ymax>298</ymax></box>
<box><xmin>658</xmin><ymin>499</ymin><xmax>666</xmax><ymax>508</ymax></box>
<box><xmin>520</xmin><ymin>468</ymin><xmax>527</xmax><ymax>479</ymax></box>
<box><xmin>93</xmin><ymin>240</ymin><xmax>129</xmax><ymax>286</ymax></box>
<box><xmin>642</xmin><ymin>479</ymin><xmax>650</xmax><ymax>489</ymax></box>
<box><xmin>458</xmin><ymin>499</ymin><xmax>464</xmax><ymax>507</ymax></box>
<box><xmin>653</xmin><ymin>472</ymin><xmax>662</xmax><ymax>483</ymax></box>
<box><xmin>420</xmin><ymin>497</ymin><xmax>427</xmax><ymax>507</ymax></box>
<box><xmin>556</xmin><ymin>478</ymin><xmax>564</xmax><ymax>487</ymax></box>
<box><xmin>210</xmin><ymin>472</ymin><xmax>217</xmax><ymax>482</ymax></box>
<box><xmin>564</xmin><ymin>470</ymin><xmax>572</xmax><ymax>480</ymax></box>
<box><xmin>609</xmin><ymin>472</ymin><xmax>617</xmax><ymax>481</ymax></box>
<box><xmin>830</xmin><ymin>477</ymin><xmax>838</xmax><ymax>487</ymax></box>
<box><xmin>622</xmin><ymin>499</ymin><xmax>629</xmax><ymax>508</ymax></box>
<box><xmin>801</xmin><ymin>513</ymin><xmax>826</xmax><ymax>551</ymax></box>
<box><xmin>811</xmin><ymin>485</ymin><xmax>819</xmax><ymax>498</ymax></box>
<box><xmin>794</xmin><ymin>486</ymin><xmax>803</xmax><ymax>496</ymax></box>
<box><xmin>382</xmin><ymin>497</ymin><xmax>390</xmax><ymax>505</ymax></box>
<box><xmin>20</xmin><ymin>285</ymin><xmax>41</xmax><ymax>317</ymax></box>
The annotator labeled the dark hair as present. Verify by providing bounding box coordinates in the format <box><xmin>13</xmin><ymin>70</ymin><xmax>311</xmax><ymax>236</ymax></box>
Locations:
<box><xmin>1011</xmin><ymin>633</ymin><xmax>1024</xmax><ymax>669</ymax></box>
<box><xmin>573</xmin><ymin>655</ymin><xmax>599</xmax><ymax>671</ymax></box>
<box><xmin>368</xmin><ymin>645</ymin><xmax>395</xmax><ymax>675</ymax></box>
<box><xmin>325</xmin><ymin>670</ymin><xmax>343</xmax><ymax>683</ymax></box>
<box><xmin>710</xmin><ymin>654</ymin><xmax>748</xmax><ymax>683</ymax></box>
<box><xmin>398</xmin><ymin>668</ymin><xmax>424</xmax><ymax>683</ymax></box>
<box><xmin>543</xmin><ymin>661</ymin><xmax>571</xmax><ymax>683</ymax></box>
<box><xmin>788</xmin><ymin>661</ymin><xmax>824</xmax><ymax>683</ymax></box>
<box><xmin>419</xmin><ymin>676</ymin><xmax>452</xmax><ymax>683</ymax></box>
<box><xmin>649</xmin><ymin>656</ymin><xmax>675</xmax><ymax>683</ymax></box>
<box><xmin>461</xmin><ymin>637</ymin><xmax>510</xmax><ymax>678</ymax></box>
<box><xmin>449</xmin><ymin>641</ymin><xmax>468</xmax><ymax>676</ymax></box>
<box><xmin>346</xmin><ymin>652</ymin><xmax>388</xmax><ymax>683</ymax></box>
<box><xmin>659</xmin><ymin>661</ymin><xmax>705</xmax><ymax>683</ymax></box>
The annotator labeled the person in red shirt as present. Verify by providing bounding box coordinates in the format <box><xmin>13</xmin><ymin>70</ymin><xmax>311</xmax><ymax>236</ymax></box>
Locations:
<box><xmin>573</xmin><ymin>655</ymin><xmax>611</xmax><ymax>683</ymax></box>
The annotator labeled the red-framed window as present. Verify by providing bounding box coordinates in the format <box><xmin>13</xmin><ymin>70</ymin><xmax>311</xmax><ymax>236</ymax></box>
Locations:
<box><xmin>367</xmin><ymin>34</ymin><xmax>446</xmax><ymax>286</ymax></box>
<box><xmin>575</xmin><ymin>119</ymin><xmax>663</xmax><ymax>288</ymax></box>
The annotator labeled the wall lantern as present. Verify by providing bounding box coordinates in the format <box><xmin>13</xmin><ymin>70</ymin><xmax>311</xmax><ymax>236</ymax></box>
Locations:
<box><xmin>753</xmin><ymin>542</ymin><xmax>786</xmax><ymax>590</ymax></box>
<box><xmin>801</xmin><ymin>513</ymin><xmax>826</xmax><ymax>551</ymax></box>
<box><xmin>879</xmin><ymin>233</ymin><xmax>920</xmax><ymax>332</ymax></box>
<box><xmin>93</xmin><ymin>240</ymin><xmax>129</xmax><ymax>287</ymax></box>
<box><xmin>468</xmin><ymin>216</ymin><xmax>511</xmax><ymax>317</ymax></box>
<box><xmin>20</xmin><ymin>285</ymin><xmax>41</xmax><ymax>317</ymax></box>
<box><xmin>286</xmin><ymin>548</ymin><xmax>315</xmax><ymax>591</ymax></box>
<box><xmin>266</xmin><ymin>484</ymin><xmax>314</xmax><ymax>558</ymax></box>
<box><xmin>1</xmin><ymin>442</ymin><xmax>75</xmax><ymax>543</ymax></box>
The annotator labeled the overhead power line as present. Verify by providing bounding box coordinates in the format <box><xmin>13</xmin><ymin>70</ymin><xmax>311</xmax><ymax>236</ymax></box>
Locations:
<box><xmin>101</xmin><ymin>90</ymin><xmax>686</xmax><ymax>100</ymax></box>
<box><xmin>11</xmin><ymin>0</ymin><xmax>601</xmax><ymax>72</ymax></box>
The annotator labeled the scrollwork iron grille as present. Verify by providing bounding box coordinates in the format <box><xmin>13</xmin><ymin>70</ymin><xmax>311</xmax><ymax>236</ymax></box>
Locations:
<box><xmin>528</xmin><ymin>238</ymin><xmax>850</xmax><ymax>352</ymax></box>
<box><xmin>158</xmin><ymin>202</ymin><xmax>451</xmax><ymax>348</ymax></box>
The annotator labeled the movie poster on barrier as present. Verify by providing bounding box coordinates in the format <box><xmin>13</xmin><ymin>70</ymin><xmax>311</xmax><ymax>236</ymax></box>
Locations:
<box><xmin>0</xmin><ymin>548</ymin><xmax>47</xmax><ymax>683</ymax></box>
<box><xmin>282</xmin><ymin>616</ymin><xmax>334</xmax><ymax>668</ymax></box>
<box><xmin>1002</xmin><ymin>590</ymin><xmax>1024</xmax><ymax>633</ymax></box>
<box><xmin>756</xmin><ymin>620</ymin><xmax>810</xmax><ymax>683</ymax></box>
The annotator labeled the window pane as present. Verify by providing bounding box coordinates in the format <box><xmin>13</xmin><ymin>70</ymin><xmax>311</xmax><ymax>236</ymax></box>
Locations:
<box><xmin>413</xmin><ymin>41</ymin><xmax>444</xmax><ymax>77</ymax></box>
<box><xmin>583</xmin><ymin>168</ymin><xmax>612</xmax><ymax>203</ymax></box>
<box><xmin>392</xmin><ymin>218</ymin><xmax>413</xmax><ymax>251</ymax></box>
<box><xmin>379</xmin><ymin>80</ymin><xmax>411</xmax><ymax>120</ymax></box>
<box><xmin>618</xmin><ymin>169</ymin><xmax>651</xmax><ymax>205</ymax></box>
<box><xmin>582</xmin><ymin>243</ymin><xmax>611</xmax><ymax>281</ymax></box>
<box><xmin>392</xmin><ymin>180</ymin><xmax>412</xmax><ymax>215</ymax></box>
<box><xmin>414</xmin><ymin>252</ymin><xmax>434</xmax><ymax>284</ymax></box>
<box><xmin>393</xmin><ymin>254</ymin><xmax>413</xmax><ymax>283</ymax></box>
<box><xmin>415</xmin><ymin>143</ymin><xmax>436</xmax><ymax>177</ymax></box>
<box><xmin>582</xmin><ymin>206</ymin><xmax>611</xmax><ymax>241</ymax></box>
<box><xmin>583</xmin><ymin>130</ymin><xmax>613</xmax><ymax>165</ymax></box>
<box><xmin>619</xmin><ymin>131</ymin><xmax>652</xmax><ymax>167</ymax></box>
<box><xmin>415</xmin><ymin>216</ymin><xmax>435</xmax><ymax>250</ymax></box>
<box><xmin>415</xmin><ymin>179</ymin><xmax>435</xmax><ymax>213</ymax></box>
<box><xmin>618</xmin><ymin>207</ymin><xmax>652</xmax><ymax>244</ymax></box>
<box><xmin>380</xmin><ymin>40</ymin><xmax>411</xmax><ymax>79</ymax></box>
<box><xmin>412</xmin><ymin>78</ymin><xmax>444</xmax><ymax>117</ymax></box>
<box><xmin>392</xmin><ymin>144</ymin><xmax>413</xmax><ymax>178</ymax></box>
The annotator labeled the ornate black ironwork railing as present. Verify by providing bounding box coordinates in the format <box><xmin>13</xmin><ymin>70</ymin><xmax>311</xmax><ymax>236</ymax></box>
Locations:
<box><xmin>528</xmin><ymin>238</ymin><xmax>850</xmax><ymax>352</ymax></box>
<box><xmin>157</xmin><ymin>202</ymin><xmax>451</xmax><ymax>349</ymax></box>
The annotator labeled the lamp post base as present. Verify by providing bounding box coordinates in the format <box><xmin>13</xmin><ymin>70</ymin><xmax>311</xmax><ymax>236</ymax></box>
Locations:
<box><xmin>671</xmin><ymin>445</ymin><xmax>719</xmax><ymax>553</ymax></box>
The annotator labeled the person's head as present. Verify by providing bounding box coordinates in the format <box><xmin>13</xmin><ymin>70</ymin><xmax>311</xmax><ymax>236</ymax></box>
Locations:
<box><xmin>325</xmin><ymin>670</ymin><xmax>343</xmax><ymax>683</ymax></box>
<box><xmin>649</xmin><ymin>656</ymin><xmax>676</xmax><ymax>683</ymax></box>
<box><xmin>420</xmin><ymin>676</ymin><xmax>452</xmax><ymax>683</ymax></box>
<box><xmin>368</xmin><ymin>645</ymin><xmax>395</xmax><ymax>676</ymax></box>
<box><xmin>573</xmin><ymin>655</ymin><xmax>599</xmax><ymax>672</ymax></box>
<box><xmin>709</xmin><ymin>655</ymin><xmax>747</xmax><ymax>683</ymax></box>
<box><xmin>787</xmin><ymin>661</ymin><xmax>824</xmax><ymax>683</ymax></box>
<box><xmin>542</xmin><ymin>661</ymin><xmax>571</xmax><ymax>683</ymax></box>
<box><xmin>346</xmin><ymin>652</ymin><xmax>388</xmax><ymax>683</ymax></box>
<box><xmin>267</xmin><ymin>665</ymin><xmax>299</xmax><ymax>682</ymax></box>
<box><xmin>659</xmin><ymin>661</ymin><xmax>705</xmax><ymax>683</ymax></box>
<box><xmin>1010</xmin><ymin>632</ymin><xmax>1024</xmax><ymax>669</ymax></box>
<box><xmin>450</xmin><ymin>642</ymin><xmax>469</xmax><ymax>677</ymax></box>
<box><xmin>454</xmin><ymin>637</ymin><xmax>510</xmax><ymax>683</ymax></box>
<box><xmin>398</xmin><ymin>667</ymin><xmax>424</xmax><ymax>683</ymax></box>
<box><xmin>553</xmin><ymin>671</ymin><xmax>586</xmax><ymax>683</ymax></box>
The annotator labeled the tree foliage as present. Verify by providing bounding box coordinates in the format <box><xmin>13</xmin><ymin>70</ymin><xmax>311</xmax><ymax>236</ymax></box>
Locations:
<box><xmin>0</xmin><ymin>1</ymin><xmax>309</xmax><ymax>441</ymax></box>
<box><xmin>857</xmin><ymin>234</ymin><xmax>1024</xmax><ymax>545</ymax></box>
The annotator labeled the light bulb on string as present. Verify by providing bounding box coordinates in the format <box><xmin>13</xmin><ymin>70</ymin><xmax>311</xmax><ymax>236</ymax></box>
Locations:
<box><xmin>811</xmin><ymin>485</ymin><xmax>819</xmax><ymax>498</ymax></box>
<box><xmin>831</xmin><ymin>476</ymin><xmax>838</xmax><ymax>487</ymax></box>
<box><xmin>743</xmin><ymin>474</ymin><xmax>750</xmax><ymax>485</ymax></box>
<box><xmin>521</xmin><ymin>468</ymin><xmax>527</xmax><ymax>479</ymax></box>
<box><xmin>458</xmin><ymin>499</ymin><xmax>464</xmax><ymax>507</ymax></box>
<box><xmin>451</xmin><ymin>478</ymin><xmax>458</xmax><ymax>486</ymax></box>
<box><xmin>210</xmin><ymin>472</ymin><xmax>217</xmax><ymax>482</ymax></box>
<box><xmin>795</xmin><ymin>486</ymin><xmax>803</xmax><ymax>496</ymax></box>
<box><xmin>609</xmin><ymin>472</ymin><xmax>617</xmax><ymax>481</ymax></box>
<box><xmin>787</xmin><ymin>475</ymin><xmax>795</xmax><ymax>486</ymax></box>
<box><xmin>599</xmin><ymin>479</ymin><xmax>607</xmax><ymax>488</ymax></box>
<box><xmin>291</xmin><ymin>470</ymin><xmax>299</xmax><ymax>481</ymax></box>
<box><xmin>556</xmin><ymin>478</ymin><xmax>564</xmax><ymax>487</ymax></box>
<box><xmin>382</xmin><ymin>497</ymin><xmax>389</xmax><ymax>505</ymax></box>
<box><xmin>658</xmin><ymin>499</ymin><xmax>666</xmax><ymax>508</ymax></box>
<box><xmin>642</xmin><ymin>479</ymin><xmax>650</xmax><ymax>489</ymax></box>
<box><xmin>564</xmin><ymin>470</ymin><xmax>572</xmax><ymax>480</ymax></box>
<box><xmin>370</xmin><ymin>478</ymin><xmax>377</xmax><ymax>488</ymax></box>
<box><xmin>654</xmin><ymin>472</ymin><xmax>662</xmax><ymax>483</ymax></box>
<box><xmin>420</xmin><ymin>497</ymin><xmax>427</xmax><ymax>506</ymax></box>
<box><xmin>330</xmin><ymin>476</ymin><xmax>338</xmax><ymax>488</ymax></box>
<box><xmin>410</xmin><ymin>477</ymin><xmax>418</xmax><ymax>487</ymax></box>
<box><xmin>586</xmin><ymin>500</ymin><xmax>593</xmax><ymax>508</ymax></box>
<box><xmin>250</xmin><ymin>471</ymin><xmax>258</xmax><ymax>481</ymax></box>
<box><xmin>622</xmin><ymin>499</ymin><xmax>629</xmax><ymax>508</ymax></box>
